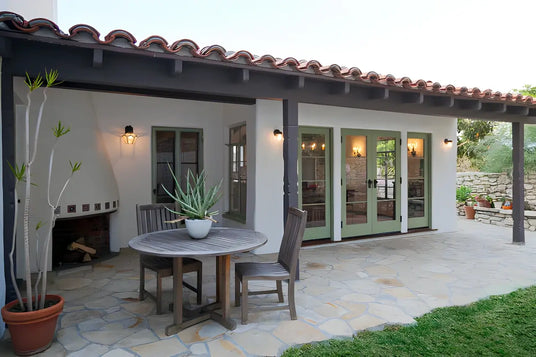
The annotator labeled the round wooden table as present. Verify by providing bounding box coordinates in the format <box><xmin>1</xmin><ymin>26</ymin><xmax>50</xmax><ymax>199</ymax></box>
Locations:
<box><xmin>129</xmin><ymin>227</ymin><xmax>267</xmax><ymax>334</ymax></box>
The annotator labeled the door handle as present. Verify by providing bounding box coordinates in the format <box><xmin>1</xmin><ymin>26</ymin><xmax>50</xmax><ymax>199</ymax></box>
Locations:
<box><xmin>373</xmin><ymin>179</ymin><xmax>378</xmax><ymax>188</ymax></box>
<box><xmin>367</xmin><ymin>179</ymin><xmax>373</xmax><ymax>188</ymax></box>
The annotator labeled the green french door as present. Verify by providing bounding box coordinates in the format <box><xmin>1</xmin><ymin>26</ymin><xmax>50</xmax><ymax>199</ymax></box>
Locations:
<box><xmin>341</xmin><ymin>129</ymin><xmax>401</xmax><ymax>237</ymax></box>
<box><xmin>298</xmin><ymin>127</ymin><xmax>332</xmax><ymax>240</ymax></box>
<box><xmin>407</xmin><ymin>133</ymin><xmax>431</xmax><ymax>229</ymax></box>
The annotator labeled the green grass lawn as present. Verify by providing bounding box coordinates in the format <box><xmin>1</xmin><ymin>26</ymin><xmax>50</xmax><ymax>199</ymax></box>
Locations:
<box><xmin>283</xmin><ymin>286</ymin><xmax>536</xmax><ymax>356</ymax></box>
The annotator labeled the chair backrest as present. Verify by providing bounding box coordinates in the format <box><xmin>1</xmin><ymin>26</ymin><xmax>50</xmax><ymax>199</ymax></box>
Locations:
<box><xmin>136</xmin><ymin>203</ymin><xmax>180</xmax><ymax>235</ymax></box>
<box><xmin>277</xmin><ymin>207</ymin><xmax>307</xmax><ymax>277</ymax></box>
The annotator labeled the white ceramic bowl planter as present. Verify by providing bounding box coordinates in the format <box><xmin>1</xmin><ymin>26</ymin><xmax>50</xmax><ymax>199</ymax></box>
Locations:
<box><xmin>185</xmin><ymin>219</ymin><xmax>213</xmax><ymax>239</ymax></box>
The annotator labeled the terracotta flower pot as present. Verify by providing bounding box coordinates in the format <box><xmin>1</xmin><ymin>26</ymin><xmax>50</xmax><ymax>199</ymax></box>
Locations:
<box><xmin>1</xmin><ymin>295</ymin><xmax>64</xmax><ymax>356</ymax></box>
<box><xmin>464</xmin><ymin>205</ymin><xmax>475</xmax><ymax>219</ymax></box>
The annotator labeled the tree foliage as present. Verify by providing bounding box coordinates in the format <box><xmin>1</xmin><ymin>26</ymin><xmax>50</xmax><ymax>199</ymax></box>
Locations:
<box><xmin>515</xmin><ymin>84</ymin><xmax>536</xmax><ymax>97</ymax></box>
<box><xmin>457</xmin><ymin>119</ymin><xmax>495</xmax><ymax>169</ymax></box>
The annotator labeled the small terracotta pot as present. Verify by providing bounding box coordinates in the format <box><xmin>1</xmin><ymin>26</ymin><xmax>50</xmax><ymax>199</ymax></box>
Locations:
<box><xmin>1</xmin><ymin>295</ymin><xmax>64</xmax><ymax>356</ymax></box>
<box><xmin>464</xmin><ymin>205</ymin><xmax>475</xmax><ymax>219</ymax></box>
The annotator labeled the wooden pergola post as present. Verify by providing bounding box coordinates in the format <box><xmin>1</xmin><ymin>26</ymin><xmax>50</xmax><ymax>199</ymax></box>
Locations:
<box><xmin>512</xmin><ymin>121</ymin><xmax>525</xmax><ymax>244</ymax></box>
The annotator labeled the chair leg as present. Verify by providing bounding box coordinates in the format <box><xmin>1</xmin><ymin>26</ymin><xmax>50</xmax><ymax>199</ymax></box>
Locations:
<box><xmin>139</xmin><ymin>258</ymin><xmax>145</xmax><ymax>301</ymax></box>
<box><xmin>288</xmin><ymin>279</ymin><xmax>297</xmax><ymax>320</ymax></box>
<box><xmin>241</xmin><ymin>279</ymin><xmax>248</xmax><ymax>324</ymax></box>
<box><xmin>276</xmin><ymin>280</ymin><xmax>284</xmax><ymax>302</ymax></box>
<box><xmin>196</xmin><ymin>266</ymin><xmax>203</xmax><ymax>305</ymax></box>
<box><xmin>156</xmin><ymin>273</ymin><xmax>163</xmax><ymax>315</ymax></box>
<box><xmin>235</xmin><ymin>274</ymin><xmax>240</xmax><ymax>307</ymax></box>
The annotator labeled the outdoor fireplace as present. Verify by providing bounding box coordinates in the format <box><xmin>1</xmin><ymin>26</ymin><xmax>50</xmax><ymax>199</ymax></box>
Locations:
<box><xmin>52</xmin><ymin>212</ymin><xmax>115</xmax><ymax>268</ymax></box>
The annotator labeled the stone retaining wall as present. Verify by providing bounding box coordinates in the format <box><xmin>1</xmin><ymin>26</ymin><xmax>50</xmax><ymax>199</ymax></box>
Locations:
<box><xmin>473</xmin><ymin>206</ymin><xmax>536</xmax><ymax>231</ymax></box>
<box><xmin>456</xmin><ymin>172</ymin><xmax>536</xmax><ymax>209</ymax></box>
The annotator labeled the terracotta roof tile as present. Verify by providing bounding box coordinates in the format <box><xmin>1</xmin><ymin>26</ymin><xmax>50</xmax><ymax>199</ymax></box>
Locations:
<box><xmin>0</xmin><ymin>11</ymin><xmax>533</xmax><ymax>107</ymax></box>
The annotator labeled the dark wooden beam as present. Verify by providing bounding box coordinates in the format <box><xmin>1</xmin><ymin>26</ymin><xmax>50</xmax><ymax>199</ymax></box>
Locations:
<box><xmin>456</xmin><ymin>99</ymin><xmax>482</xmax><ymax>111</ymax></box>
<box><xmin>512</xmin><ymin>121</ymin><xmax>525</xmax><ymax>244</ymax></box>
<box><xmin>401</xmin><ymin>92</ymin><xmax>424</xmax><ymax>104</ymax></box>
<box><xmin>283</xmin><ymin>98</ymin><xmax>299</xmax><ymax>221</ymax></box>
<box><xmin>5</xmin><ymin>37</ymin><xmax>536</xmax><ymax>123</ymax></box>
<box><xmin>328</xmin><ymin>82</ymin><xmax>350</xmax><ymax>95</ymax></box>
<box><xmin>286</xmin><ymin>76</ymin><xmax>305</xmax><ymax>89</ymax></box>
<box><xmin>481</xmin><ymin>102</ymin><xmax>506</xmax><ymax>113</ymax></box>
<box><xmin>171</xmin><ymin>59</ymin><xmax>182</xmax><ymax>77</ymax></box>
<box><xmin>507</xmin><ymin>105</ymin><xmax>529</xmax><ymax>116</ymax></box>
<box><xmin>529</xmin><ymin>108</ymin><xmax>536</xmax><ymax>117</ymax></box>
<box><xmin>2</xmin><ymin>58</ymin><xmax>17</xmax><ymax>303</ymax></box>
<box><xmin>368</xmin><ymin>87</ymin><xmax>389</xmax><ymax>100</ymax></box>
<box><xmin>0</xmin><ymin>37</ymin><xmax>12</xmax><ymax>57</ymax></box>
<box><xmin>92</xmin><ymin>49</ymin><xmax>103</xmax><ymax>68</ymax></box>
<box><xmin>429</xmin><ymin>96</ymin><xmax>454</xmax><ymax>108</ymax></box>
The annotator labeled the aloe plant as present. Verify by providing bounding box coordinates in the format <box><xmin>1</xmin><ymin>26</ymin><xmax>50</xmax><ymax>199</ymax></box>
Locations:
<box><xmin>162</xmin><ymin>166</ymin><xmax>222</xmax><ymax>221</ymax></box>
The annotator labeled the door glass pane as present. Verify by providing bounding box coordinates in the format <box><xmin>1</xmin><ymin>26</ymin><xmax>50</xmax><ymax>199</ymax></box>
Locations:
<box><xmin>156</xmin><ymin>131</ymin><xmax>176</xmax><ymax>203</ymax></box>
<box><xmin>180</xmin><ymin>132</ymin><xmax>199</xmax><ymax>192</ymax></box>
<box><xmin>301</xmin><ymin>133</ymin><xmax>327</xmax><ymax>228</ymax></box>
<box><xmin>376</xmin><ymin>136</ymin><xmax>396</xmax><ymax>221</ymax></box>
<box><xmin>345</xmin><ymin>135</ymin><xmax>367</xmax><ymax>224</ymax></box>
<box><xmin>408</xmin><ymin>137</ymin><xmax>425</xmax><ymax>218</ymax></box>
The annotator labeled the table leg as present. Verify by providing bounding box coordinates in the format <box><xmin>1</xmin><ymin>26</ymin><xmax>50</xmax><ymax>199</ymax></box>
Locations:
<box><xmin>166</xmin><ymin>257</ymin><xmax>184</xmax><ymax>335</ymax></box>
<box><xmin>210</xmin><ymin>254</ymin><xmax>236</xmax><ymax>330</ymax></box>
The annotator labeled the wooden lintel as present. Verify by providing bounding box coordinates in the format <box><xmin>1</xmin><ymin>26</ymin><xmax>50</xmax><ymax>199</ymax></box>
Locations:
<box><xmin>482</xmin><ymin>102</ymin><xmax>507</xmax><ymax>113</ymax></box>
<box><xmin>401</xmin><ymin>92</ymin><xmax>424</xmax><ymax>104</ymax></box>
<box><xmin>171</xmin><ymin>59</ymin><xmax>183</xmax><ymax>76</ymax></box>
<box><xmin>92</xmin><ymin>49</ymin><xmax>103</xmax><ymax>68</ymax></box>
<box><xmin>0</xmin><ymin>37</ymin><xmax>12</xmax><ymax>57</ymax></box>
<box><xmin>507</xmin><ymin>106</ymin><xmax>530</xmax><ymax>116</ymax></box>
<box><xmin>241</xmin><ymin>69</ymin><xmax>249</xmax><ymax>82</ymax></box>
<box><xmin>457</xmin><ymin>99</ymin><xmax>482</xmax><ymax>111</ymax></box>
<box><xmin>368</xmin><ymin>87</ymin><xmax>389</xmax><ymax>100</ymax></box>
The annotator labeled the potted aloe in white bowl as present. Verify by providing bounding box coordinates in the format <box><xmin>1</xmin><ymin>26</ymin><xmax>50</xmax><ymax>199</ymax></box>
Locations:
<box><xmin>162</xmin><ymin>167</ymin><xmax>222</xmax><ymax>239</ymax></box>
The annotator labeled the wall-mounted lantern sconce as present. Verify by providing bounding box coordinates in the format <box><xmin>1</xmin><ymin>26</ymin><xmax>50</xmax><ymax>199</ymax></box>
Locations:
<box><xmin>273</xmin><ymin>129</ymin><xmax>283</xmax><ymax>141</ymax></box>
<box><xmin>352</xmin><ymin>146</ymin><xmax>362</xmax><ymax>157</ymax></box>
<box><xmin>443</xmin><ymin>138</ymin><xmax>453</xmax><ymax>146</ymax></box>
<box><xmin>121</xmin><ymin>125</ymin><xmax>137</xmax><ymax>144</ymax></box>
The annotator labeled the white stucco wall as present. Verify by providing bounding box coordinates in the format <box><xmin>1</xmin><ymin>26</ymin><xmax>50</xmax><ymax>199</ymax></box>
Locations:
<box><xmin>299</xmin><ymin>103</ymin><xmax>458</xmax><ymax>236</ymax></box>
<box><xmin>11</xmin><ymin>84</ymin><xmax>457</xmax><ymax>272</ymax></box>
<box><xmin>252</xmin><ymin>100</ymin><xmax>285</xmax><ymax>254</ymax></box>
<box><xmin>90</xmin><ymin>92</ymin><xmax>232</xmax><ymax>250</ymax></box>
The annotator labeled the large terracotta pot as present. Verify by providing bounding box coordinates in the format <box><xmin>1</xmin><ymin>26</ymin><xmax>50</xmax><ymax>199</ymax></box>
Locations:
<box><xmin>1</xmin><ymin>295</ymin><xmax>64</xmax><ymax>356</ymax></box>
<box><xmin>464</xmin><ymin>205</ymin><xmax>475</xmax><ymax>219</ymax></box>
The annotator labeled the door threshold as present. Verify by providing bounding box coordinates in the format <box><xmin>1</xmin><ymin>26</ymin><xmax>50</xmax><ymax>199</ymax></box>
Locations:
<box><xmin>301</xmin><ymin>228</ymin><xmax>436</xmax><ymax>247</ymax></box>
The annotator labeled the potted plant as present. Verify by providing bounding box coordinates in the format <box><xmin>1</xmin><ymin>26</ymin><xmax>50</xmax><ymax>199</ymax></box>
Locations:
<box><xmin>162</xmin><ymin>167</ymin><xmax>222</xmax><ymax>239</ymax></box>
<box><xmin>456</xmin><ymin>186</ymin><xmax>475</xmax><ymax>219</ymax></box>
<box><xmin>475</xmin><ymin>194</ymin><xmax>492</xmax><ymax>208</ymax></box>
<box><xmin>1</xmin><ymin>70</ymin><xmax>81</xmax><ymax>355</ymax></box>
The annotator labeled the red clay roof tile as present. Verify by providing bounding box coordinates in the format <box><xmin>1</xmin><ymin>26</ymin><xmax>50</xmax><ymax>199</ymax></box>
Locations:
<box><xmin>0</xmin><ymin>11</ymin><xmax>533</xmax><ymax>107</ymax></box>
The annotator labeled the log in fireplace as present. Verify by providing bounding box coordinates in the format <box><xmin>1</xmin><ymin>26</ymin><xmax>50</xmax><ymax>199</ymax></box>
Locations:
<box><xmin>52</xmin><ymin>213</ymin><xmax>112</xmax><ymax>268</ymax></box>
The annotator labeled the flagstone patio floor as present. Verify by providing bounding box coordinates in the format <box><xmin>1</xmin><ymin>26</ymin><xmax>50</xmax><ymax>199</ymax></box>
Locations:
<box><xmin>2</xmin><ymin>218</ymin><xmax>536</xmax><ymax>356</ymax></box>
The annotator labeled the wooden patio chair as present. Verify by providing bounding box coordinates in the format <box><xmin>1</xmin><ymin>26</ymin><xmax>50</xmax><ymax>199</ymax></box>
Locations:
<box><xmin>136</xmin><ymin>203</ymin><xmax>202</xmax><ymax>314</ymax></box>
<box><xmin>234</xmin><ymin>207</ymin><xmax>307</xmax><ymax>324</ymax></box>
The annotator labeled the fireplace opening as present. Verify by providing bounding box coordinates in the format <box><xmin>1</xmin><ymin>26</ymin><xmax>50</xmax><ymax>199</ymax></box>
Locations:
<box><xmin>52</xmin><ymin>213</ymin><xmax>114</xmax><ymax>269</ymax></box>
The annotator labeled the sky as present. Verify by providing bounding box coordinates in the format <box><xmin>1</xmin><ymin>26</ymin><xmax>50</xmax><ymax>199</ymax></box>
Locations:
<box><xmin>39</xmin><ymin>0</ymin><xmax>536</xmax><ymax>94</ymax></box>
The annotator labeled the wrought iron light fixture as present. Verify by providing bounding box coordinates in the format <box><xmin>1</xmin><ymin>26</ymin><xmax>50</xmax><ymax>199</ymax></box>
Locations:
<box><xmin>443</xmin><ymin>138</ymin><xmax>453</xmax><ymax>145</ymax></box>
<box><xmin>273</xmin><ymin>129</ymin><xmax>283</xmax><ymax>141</ymax></box>
<box><xmin>122</xmin><ymin>125</ymin><xmax>137</xmax><ymax>144</ymax></box>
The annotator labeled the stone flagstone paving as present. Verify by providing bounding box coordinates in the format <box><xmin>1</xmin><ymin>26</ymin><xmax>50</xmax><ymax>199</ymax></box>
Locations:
<box><xmin>1</xmin><ymin>218</ymin><xmax>536</xmax><ymax>356</ymax></box>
